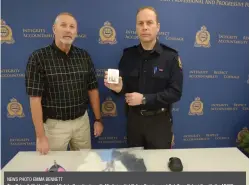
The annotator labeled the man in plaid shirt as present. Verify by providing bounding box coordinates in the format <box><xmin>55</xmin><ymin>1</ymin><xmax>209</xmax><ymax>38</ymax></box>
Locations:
<box><xmin>25</xmin><ymin>12</ymin><xmax>103</xmax><ymax>154</ymax></box>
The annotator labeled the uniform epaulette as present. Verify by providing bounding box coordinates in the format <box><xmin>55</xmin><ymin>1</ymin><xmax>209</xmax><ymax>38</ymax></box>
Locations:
<box><xmin>160</xmin><ymin>43</ymin><xmax>178</xmax><ymax>54</ymax></box>
<box><xmin>123</xmin><ymin>45</ymin><xmax>137</xmax><ymax>52</ymax></box>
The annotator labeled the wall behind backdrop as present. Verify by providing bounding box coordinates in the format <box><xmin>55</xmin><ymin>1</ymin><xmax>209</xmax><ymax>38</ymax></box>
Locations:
<box><xmin>1</xmin><ymin>0</ymin><xmax>249</xmax><ymax>168</ymax></box>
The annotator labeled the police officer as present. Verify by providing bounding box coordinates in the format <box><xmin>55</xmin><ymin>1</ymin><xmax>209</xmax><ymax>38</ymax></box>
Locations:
<box><xmin>104</xmin><ymin>6</ymin><xmax>183</xmax><ymax>149</ymax></box>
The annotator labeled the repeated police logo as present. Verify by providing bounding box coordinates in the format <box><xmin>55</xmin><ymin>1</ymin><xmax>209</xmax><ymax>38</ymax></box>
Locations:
<box><xmin>1</xmin><ymin>19</ymin><xmax>15</xmax><ymax>44</ymax></box>
<box><xmin>236</xmin><ymin>127</ymin><xmax>249</xmax><ymax>143</ymax></box>
<box><xmin>194</xmin><ymin>26</ymin><xmax>211</xmax><ymax>48</ymax></box>
<box><xmin>101</xmin><ymin>97</ymin><xmax>117</xmax><ymax>117</ymax></box>
<box><xmin>7</xmin><ymin>98</ymin><xmax>25</xmax><ymax>118</ymax></box>
<box><xmin>188</xmin><ymin>97</ymin><xmax>204</xmax><ymax>116</ymax></box>
<box><xmin>99</xmin><ymin>21</ymin><xmax>117</xmax><ymax>45</ymax></box>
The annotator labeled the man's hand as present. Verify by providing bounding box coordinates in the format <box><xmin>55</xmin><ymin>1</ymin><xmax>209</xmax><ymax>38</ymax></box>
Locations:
<box><xmin>104</xmin><ymin>71</ymin><xmax>123</xmax><ymax>93</ymax></box>
<box><xmin>125</xmin><ymin>92</ymin><xmax>143</xmax><ymax>106</ymax></box>
<box><xmin>94</xmin><ymin>121</ymin><xmax>103</xmax><ymax>137</ymax></box>
<box><xmin>36</xmin><ymin>136</ymin><xmax>49</xmax><ymax>155</ymax></box>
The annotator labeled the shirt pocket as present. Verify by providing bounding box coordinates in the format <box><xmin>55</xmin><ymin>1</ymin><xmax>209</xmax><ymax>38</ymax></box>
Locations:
<box><xmin>123</xmin><ymin>68</ymin><xmax>139</xmax><ymax>92</ymax></box>
<box><xmin>129</xmin><ymin>69</ymin><xmax>139</xmax><ymax>77</ymax></box>
<box><xmin>151</xmin><ymin>66</ymin><xmax>169</xmax><ymax>89</ymax></box>
<box><xmin>152</xmin><ymin>71</ymin><xmax>166</xmax><ymax>78</ymax></box>
<box><xmin>152</xmin><ymin>65</ymin><xmax>168</xmax><ymax>78</ymax></box>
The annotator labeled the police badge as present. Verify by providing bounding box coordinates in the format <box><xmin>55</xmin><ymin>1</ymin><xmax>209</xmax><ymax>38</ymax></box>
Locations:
<box><xmin>194</xmin><ymin>26</ymin><xmax>210</xmax><ymax>48</ymax></box>
<box><xmin>99</xmin><ymin>21</ymin><xmax>117</xmax><ymax>45</ymax></box>
<box><xmin>1</xmin><ymin>19</ymin><xmax>15</xmax><ymax>44</ymax></box>
<box><xmin>7</xmin><ymin>98</ymin><xmax>25</xmax><ymax>118</ymax></box>
<box><xmin>188</xmin><ymin>97</ymin><xmax>204</xmax><ymax>116</ymax></box>
<box><xmin>101</xmin><ymin>97</ymin><xmax>117</xmax><ymax>117</ymax></box>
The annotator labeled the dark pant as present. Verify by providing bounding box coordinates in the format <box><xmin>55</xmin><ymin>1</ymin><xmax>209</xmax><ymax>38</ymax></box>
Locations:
<box><xmin>127</xmin><ymin>109</ymin><xmax>173</xmax><ymax>149</ymax></box>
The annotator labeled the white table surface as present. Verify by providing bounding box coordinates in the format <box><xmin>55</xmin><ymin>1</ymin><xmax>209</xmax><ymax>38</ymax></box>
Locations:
<box><xmin>1</xmin><ymin>147</ymin><xmax>249</xmax><ymax>184</ymax></box>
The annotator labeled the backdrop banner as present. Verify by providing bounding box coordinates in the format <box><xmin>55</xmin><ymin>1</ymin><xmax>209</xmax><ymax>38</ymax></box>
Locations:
<box><xmin>1</xmin><ymin>0</ymin><xmax>249</xmax><ymax>168</ymax></box>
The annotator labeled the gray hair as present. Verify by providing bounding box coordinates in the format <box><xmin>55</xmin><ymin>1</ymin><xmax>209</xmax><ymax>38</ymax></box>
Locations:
<box><xmin>54</xmin><ymin>12</ymin><xmax>77</xmax><ymax>24</ymax></box>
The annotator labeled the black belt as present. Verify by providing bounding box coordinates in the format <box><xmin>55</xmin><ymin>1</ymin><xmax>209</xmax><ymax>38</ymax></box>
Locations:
<box><xmin>134</xmin><ymin>108</ymin><xmax>167</xmax><ymax>116</ymax></box>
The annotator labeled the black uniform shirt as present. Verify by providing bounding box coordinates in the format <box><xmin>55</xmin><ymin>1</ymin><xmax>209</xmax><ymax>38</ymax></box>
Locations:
<box><xmin>118</xmin><ymin>40</ymin><xmax>183</xmax><ymax>111</ymax></box>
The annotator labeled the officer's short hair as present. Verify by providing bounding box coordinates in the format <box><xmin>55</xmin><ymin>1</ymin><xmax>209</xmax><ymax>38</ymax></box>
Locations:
<box><xmin>136</xmin><ymin>6</ymin><xmax>159</xmax><ymax>23</ymax></box>
<box><xmin>54</xmin><ymin>12</ymin><xmax>77</xmax><ymax>24</ymax></box>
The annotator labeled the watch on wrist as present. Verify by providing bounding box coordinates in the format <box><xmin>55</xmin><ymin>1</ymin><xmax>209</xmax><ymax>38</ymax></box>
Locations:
<box><xmin>94</xmin><ymin>118</ymin><xmax>102</xmax><ymax>122</ymax></box>
<box><xmin>142</xmin><ymin>95</ymin><xmax>146</xmax><ymax>105</ymax></box>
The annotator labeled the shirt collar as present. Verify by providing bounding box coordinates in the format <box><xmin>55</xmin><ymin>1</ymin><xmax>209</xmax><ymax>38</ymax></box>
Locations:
<box><xmin>51</xmin><ymin>40</ymin><xmax>74</xmax><ymax>56</ymax></box>
<box><xmin>138</xmin><ymin>39</ymin><xmax>163</xmax><ymax>55</ymax></box>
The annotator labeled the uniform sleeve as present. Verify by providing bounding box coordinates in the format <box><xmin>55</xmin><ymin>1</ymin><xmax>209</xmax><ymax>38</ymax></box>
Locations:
<box><xmin>111</xmin><ymin>49</ymin><xmax>128</xmax><ymax>95</ymax></box>
<box><xmin>25</xmin><ymin>53</ymin><xmax>44</xmax><ymax>97</ymax></box>
<box><xmin>144</xmin><ymin>55</ymin><xmax>183</xmax><ymax>106</ymax></box>
<box><xmin>117</xmin><ymin>51</ymin><xmax>128</xmax><ymax>94</ymax></box>
<box><xmin>86</xmin><ymin>52</ymin><xmax>98</xmax><ymax>90</ymax></box>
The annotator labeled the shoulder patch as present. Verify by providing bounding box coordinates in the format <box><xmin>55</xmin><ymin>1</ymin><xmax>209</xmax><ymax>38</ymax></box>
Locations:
<box><xmin>123</xmin><ymin>45</ymin><xmax>137</xmax><ymax>52</ymax></box>
<box><xmin>160</xmin><ymin>44</ymin><xmax>178</xmax><ymax>53</ymax></box>
<box><xmin>178</xmin><ymin>56</ymin><xmax>182</xmax><ymax>69</ymax></box>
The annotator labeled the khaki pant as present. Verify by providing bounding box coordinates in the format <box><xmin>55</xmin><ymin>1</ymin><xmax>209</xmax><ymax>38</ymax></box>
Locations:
<box><xmin>44</xmin><ymin>111</ymin><xmax>91</xmax><ymax>151</ymax></box>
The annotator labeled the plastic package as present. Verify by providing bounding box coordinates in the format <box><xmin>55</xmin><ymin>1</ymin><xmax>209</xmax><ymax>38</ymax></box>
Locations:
<box><xmin>77</xmin><ymin>147</ymin><xmax>146</xmax><ymax>172</ymax></box>
<box><xmin>46</xmin><ymin>160</ymin><xmax>66</xmax><ymax>172</ymax></box>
